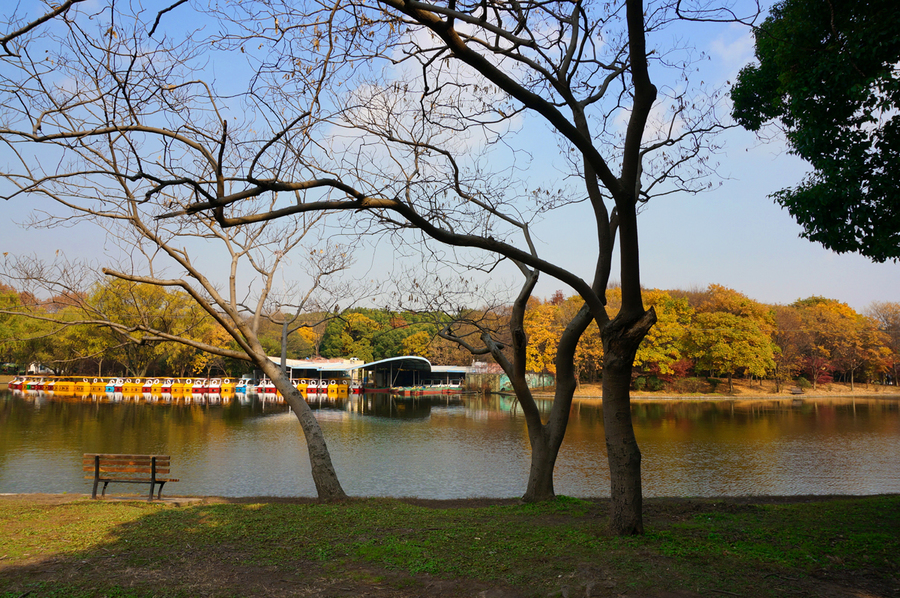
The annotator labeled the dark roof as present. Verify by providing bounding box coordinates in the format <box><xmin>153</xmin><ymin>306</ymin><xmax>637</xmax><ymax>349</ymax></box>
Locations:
<box><xmin>358</xmin><ymin>356</ymin><xmax>432</xmax><ymax>371</ymax></box>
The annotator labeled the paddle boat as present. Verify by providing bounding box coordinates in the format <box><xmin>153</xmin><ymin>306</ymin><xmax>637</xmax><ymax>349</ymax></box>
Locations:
<box><xmin>91</xmin><ymin>378</ymin><xmax>108</xmax><ymax>394</ymax></box>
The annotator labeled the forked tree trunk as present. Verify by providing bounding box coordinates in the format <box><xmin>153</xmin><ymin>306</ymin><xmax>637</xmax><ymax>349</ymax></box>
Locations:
<box><xmin>515</xmin><ymin>288</ymin><xmax>593</xmax><ymax>502</ymax></box>
<box><xmin>261</xmin><ymin>361</ymin><xmax>348</xmax><ymax>501</ymax></box>
<box><xmin>601</xmin><ymin>308</ymin><xmax>656</xmax><ymax>535</ymax></box>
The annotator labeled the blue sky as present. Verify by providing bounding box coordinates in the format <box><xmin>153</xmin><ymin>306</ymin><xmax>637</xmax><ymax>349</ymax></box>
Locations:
<box><xmin>1</xmin><ymin>1</ymin><xmax>896</xmax><ymax>312</ymax></box>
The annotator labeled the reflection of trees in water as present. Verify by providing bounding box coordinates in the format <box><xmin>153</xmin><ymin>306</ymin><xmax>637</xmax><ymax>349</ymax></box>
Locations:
<box><xmin>344</xmin><ymin>394</ymin><xmax>463</xmax><ymax>419</ymax></box>
<box><xmin>566</xmin><ymin>398</ymin><xmax>900</xmax><ymax>428</ymax></box>
<box><xmin>627</xmin><ymin>398</ymin><xmax>900</xmax><ymax>426</ymax></box>
<box><xmin>470</xmin><ymin>394</ymin><xmax>554</xmax><ymax>418</ymax></box>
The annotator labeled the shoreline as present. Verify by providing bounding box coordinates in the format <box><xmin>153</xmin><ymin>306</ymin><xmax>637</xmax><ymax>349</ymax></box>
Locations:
<box><xmin>2</xmin><ymin>491</ymin><xmax>897</xmax><ymax>508</ymax></box>
<box><xmin>564</xmin><ymin>392</ymin><xmax>900</xmax><ymax>401</ymax></box>
<box><xmin>7</xmin><ymin>373</ymin><xmax>899</xmax><ymax>402</ymax></box>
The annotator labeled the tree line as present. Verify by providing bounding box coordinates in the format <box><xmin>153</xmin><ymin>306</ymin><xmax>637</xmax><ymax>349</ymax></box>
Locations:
<box><xmin>526</xmin><ymin>285</ymin><xmax>900</xmax><ymax>392</ymax></box>
<box><xmin>4</xmin><ymin>279</ymin><xmax>898</xmax><ymax>394</ymax></box>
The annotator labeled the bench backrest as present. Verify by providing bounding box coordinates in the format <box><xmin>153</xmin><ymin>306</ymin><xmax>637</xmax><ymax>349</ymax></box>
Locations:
<box><xmin>83</xmin><ymin>454</ymin><xmax>172</xmax><ymax>479</ymax></box>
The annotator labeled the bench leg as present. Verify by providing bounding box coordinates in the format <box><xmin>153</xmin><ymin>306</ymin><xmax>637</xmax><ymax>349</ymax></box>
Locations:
<box><xmin>157</xmin><ymin>481</ymin><xmax>166</xmax><ymax>500</ymax></box>
<box><xmin>92</xmin><ymin>455</ymin><xmax>100</xmax><ymax>499</ymax></box>
<box><xmin>101</xmin><ymin>481</ymin><xmax>110</xmax><ymax>498</ymax></box>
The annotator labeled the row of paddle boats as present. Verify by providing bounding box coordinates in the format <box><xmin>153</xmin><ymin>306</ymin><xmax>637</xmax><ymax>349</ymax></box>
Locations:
<box><xmin>7</xmin><ymin>376</ymin><xmax>239</xmax><ymax>395</ymax></box>
<box><xmin>7</xmin><ymin>376</ymin><xmax>359</xmax><ymax>396</ymax></box>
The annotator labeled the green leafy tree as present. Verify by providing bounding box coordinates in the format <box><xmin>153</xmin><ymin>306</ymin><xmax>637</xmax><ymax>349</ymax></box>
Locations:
<box><xmin>686</xmin><ymin>311</ymin><xmax>775</xmax><ymax>391</ymax></box>
<box><xmin>321</xmin><ymin>312</ymin><xmax>383</xmax><ymax>363</ymax></box>
<box><xmin>686</xmin><ymin>286</ymin><xmax>776</xmax><ymax>391</ymax></box>
<box><xmin>0</xmin><ymin>285</ymin><xmax>26</xmax><ymax>365</ymax></box>
<box><xmin>634</xmin><ymin>290</ymin><xmax>693</xmax><ymax>377</ymax></box>
<box><xmin>731</xmin><ymin>0</ymin><xmax>900</xmax><ymax>261</ymax></box>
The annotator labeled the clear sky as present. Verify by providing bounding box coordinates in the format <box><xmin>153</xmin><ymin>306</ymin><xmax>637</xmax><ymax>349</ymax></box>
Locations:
<box><xmin>1</xmin><ymin>1</ymin><xmax>896</xmax><ymax>313</ymax></box>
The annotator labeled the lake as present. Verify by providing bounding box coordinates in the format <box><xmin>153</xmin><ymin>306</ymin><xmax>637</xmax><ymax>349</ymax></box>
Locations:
<box><xmin>2</xmin><ymin>390</ymin><xmax>899</xmax><ymax>498</ymax></box>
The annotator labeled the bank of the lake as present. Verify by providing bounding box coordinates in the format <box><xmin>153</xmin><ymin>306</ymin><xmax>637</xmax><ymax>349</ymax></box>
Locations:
<box><xmin>568</xmin><ymin>379</ymin><xmax>900</xmax><ymax>400</ymax></box>
<box><xmin>1</xmin><ymin>493</ymin><xmax>897</xmax><ymax>598</ymax></box>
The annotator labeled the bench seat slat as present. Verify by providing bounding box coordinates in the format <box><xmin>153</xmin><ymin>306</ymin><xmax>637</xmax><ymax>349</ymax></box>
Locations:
<box><xmin>84</xmin><ymin>476</ymin><xmax>179</xmax><ymax>484</ymax></box>
<box><xmin>82</xmin><ymin>466</ymin><xmax>171</xmax><ymax>474</ymax></box>
<box><xmin>82</xmin><ymin>457</ymin><xmax>170</xmax><ymax>466</ymax></box>
<box><xmin>84</xmin><ymin>453</ymin><xmax>170</xmax><ymax>459</ymax></box>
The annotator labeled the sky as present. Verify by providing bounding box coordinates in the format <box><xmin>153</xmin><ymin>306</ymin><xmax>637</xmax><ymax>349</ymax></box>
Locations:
<box><xmin>517</xmin><ymin>17</ymin><xmax>900</xmax><ymax>311</ymax></box>
<box><xmin>0</xmin><ymin>1</ymin><xmax>897</xmax><ymax>313</ymax></box>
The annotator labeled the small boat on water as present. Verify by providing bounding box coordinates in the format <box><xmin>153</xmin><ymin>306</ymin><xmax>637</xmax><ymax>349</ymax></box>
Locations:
<box><xmin>327</xmin><ymin>379</ymin><xmax>349</xmax><ymax>397</ymax></box>
<box><xmin>51</xmin><ymin>379</ymin><xmax>74</xmax><ymax>394</ymax></box>
<box><xmin>305</xmin><ymin>379</ymin><xmax>325</xmax><ymax>394</ymax></box>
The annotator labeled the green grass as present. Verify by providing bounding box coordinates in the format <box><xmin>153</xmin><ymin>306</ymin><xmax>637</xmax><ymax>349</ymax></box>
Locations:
<box><xmin>1</xmin><ymin>495</ymin><xmax>898</xmax><ymax>597</ymax></box>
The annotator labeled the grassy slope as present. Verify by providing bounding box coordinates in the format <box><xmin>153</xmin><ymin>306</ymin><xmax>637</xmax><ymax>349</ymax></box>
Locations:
<box><xmin>1</xmin><ymin>495</ymin><xmax>897</xmax><ymax>597</ymax></box>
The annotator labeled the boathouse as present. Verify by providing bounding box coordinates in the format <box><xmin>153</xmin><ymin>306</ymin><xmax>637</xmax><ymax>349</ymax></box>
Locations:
<box><xmin>262</xmin><ymin>356</ymin><xmax>470</xmax><ymax>392</ymax></box>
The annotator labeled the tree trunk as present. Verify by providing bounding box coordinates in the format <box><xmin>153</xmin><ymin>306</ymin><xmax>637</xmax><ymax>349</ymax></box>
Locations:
<box><xmin>601</xmin><ymin>308</ymin><xmax>655</xmax><ymax>535</ymax></box>
<box><xmin>262</xmin><ymin>361</ymin><xmax>348</xmax><ymax>501</ymax></box>
<box><xmin>522</xmin><ymin>423</ymin><xmax>556</xmax><ymax>502</ymax></box>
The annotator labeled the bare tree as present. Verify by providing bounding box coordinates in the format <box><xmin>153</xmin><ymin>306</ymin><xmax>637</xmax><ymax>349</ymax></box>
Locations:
<box><xmin>0</xmin><ymin>0</ymin><xmax>741</xmax><ymax>532</ymax></box>
<box><xmin>0</xmin><ymin>10</ymin><xmax>351</xmax><ymax>493</ymax></box>
<box><xmin>261</xmin><ymin>245</ymin><xmax>358</xmax><ymax>373</ymax></box>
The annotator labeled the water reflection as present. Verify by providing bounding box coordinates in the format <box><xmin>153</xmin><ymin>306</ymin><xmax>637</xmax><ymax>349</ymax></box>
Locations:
<box><xmin>1</xmin><ymin>390</ymin><xmax>898</xmax><ymax>499</ymax></box>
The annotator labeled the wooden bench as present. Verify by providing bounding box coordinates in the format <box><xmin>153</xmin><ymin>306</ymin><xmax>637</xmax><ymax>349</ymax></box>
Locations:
<box><xmin>83</xmin><ymin>454</ymin><xmax>178</xmax><ymax>500</ymax></box>
<box><xmin>789</xmin><ymin>386</ymin><xmax>805</xmax><ymax>395</ymax></box>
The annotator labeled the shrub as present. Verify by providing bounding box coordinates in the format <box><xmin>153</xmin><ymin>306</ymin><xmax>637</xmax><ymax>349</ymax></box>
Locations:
<box><xmin>674</xmin><ymin>377</ymin><xmax>706</xmax><ymax>393</ymax></box>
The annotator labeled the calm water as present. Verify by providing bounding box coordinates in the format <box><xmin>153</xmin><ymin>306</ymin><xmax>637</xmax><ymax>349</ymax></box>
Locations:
<box><xmin>1</xmin><ymin>390</ymin><xmax>899</xmax><ymax>498</ymax></box>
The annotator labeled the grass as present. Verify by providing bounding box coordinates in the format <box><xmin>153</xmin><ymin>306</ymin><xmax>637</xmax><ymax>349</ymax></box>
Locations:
<box><xmin>1</xmin><ymin>494</ymin><xmax>898</xmax><ymax>597</ymax></box>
